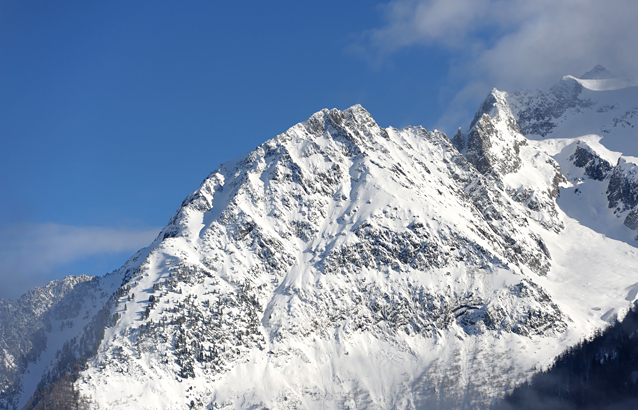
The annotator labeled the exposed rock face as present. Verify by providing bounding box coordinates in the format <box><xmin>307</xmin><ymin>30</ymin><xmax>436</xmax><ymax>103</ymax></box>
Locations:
<box><xmin>625</xmin><ymin>209</ymin><xmax>638</xmax><ymax>230</ymax></box>
<box><xmin>454</xmin><ymin>89</ymin><xmax>565</xmax><ymax>233</ymax></box>
<box><xmin>464</xmin><ymin>114</ymin><xmax>520</xmax><ymax>176</ymax></box>
<box><xmin>508</xmin><ymin>77</ymin><xmax>594</xmax><ymax>137</ymax></box>
<box><xmin>607</xmin><ymin>159</ymin><xmax>638</xmax><ymax>230</ymax></box>
<box><xmin>485</xmin><ymin>75</ymin><xmax>604</xmax><ymax>140</ymax></box>
<box><xmin>569</xmin><ymin>143</ymin><xmax>613</xmax><ymax>181</ymax></box>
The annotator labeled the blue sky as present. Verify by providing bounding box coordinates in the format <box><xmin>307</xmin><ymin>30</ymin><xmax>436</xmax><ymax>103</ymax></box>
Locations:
<box><xmin>2</xmin><ymin>0</ymin><xmax>637</xmax><ymax>299</ymax></box>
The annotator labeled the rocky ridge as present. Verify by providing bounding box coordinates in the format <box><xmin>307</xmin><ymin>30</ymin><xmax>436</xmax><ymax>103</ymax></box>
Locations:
<box><xmin>0</xmin><ymin>275</ymin><xmax>104</xmax><ymax>409</ymax></box>
<box><xmin>465</xmin><ymin>72</ymin><xmax>638</xmax><ymax>239</ymax></box>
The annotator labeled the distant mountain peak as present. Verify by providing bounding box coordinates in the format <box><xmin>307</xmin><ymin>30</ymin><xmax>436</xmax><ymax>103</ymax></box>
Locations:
<box><xmin>580</xmin><ymin>64</ymin><xmax>616</xmax><ymax>79</ymax></box>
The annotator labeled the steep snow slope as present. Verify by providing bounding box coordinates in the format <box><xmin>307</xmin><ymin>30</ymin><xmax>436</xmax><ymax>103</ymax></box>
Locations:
<box><xmin>66</xmin><ymin>105</ymin><xmax>636</xmax><ymax>409</ymax></box>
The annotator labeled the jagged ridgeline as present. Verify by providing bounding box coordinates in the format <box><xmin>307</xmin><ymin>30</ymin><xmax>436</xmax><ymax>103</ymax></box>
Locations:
<box><xmin>2</xmin><ymin>67</ymin><xmax>638</xmax><ymax>409</ymax></box>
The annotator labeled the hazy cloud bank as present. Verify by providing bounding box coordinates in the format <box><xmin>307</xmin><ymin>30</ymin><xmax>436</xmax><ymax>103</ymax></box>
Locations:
<box><xmin>356</xmin><ymin>0</ymin><xmax>638</xmax><ymax>130</ymax></box>
<box><xmin>0</xmin><ymin>223</ymin><xmax>160</xmax><ymax>300</ymax></box>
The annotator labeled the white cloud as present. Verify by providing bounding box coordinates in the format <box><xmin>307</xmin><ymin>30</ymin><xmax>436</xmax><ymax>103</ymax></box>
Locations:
<box><xmin>365</xmin><ymin>0</ymin><xmax>492</xmax><ymax>51</ymax></box>
<box><xmin>0</xmin><ymin>223</ymin><xmax>160</xmax><ymax>299</ymax></box>
<box><xmin>358</xmin><ymin>0</ymin><xmax>638</xmax><ymax>129</ymax></box>
<box><xmin>474</xmin><ymin>0</ymin><xmax>638</xmax><ymax>89</ymax></box>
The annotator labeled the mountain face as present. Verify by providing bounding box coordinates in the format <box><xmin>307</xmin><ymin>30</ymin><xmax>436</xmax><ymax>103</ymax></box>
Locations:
<box><xmin>2</xmin><ymin>67</ymin><xmax>638</xmax><ymax>409</ymax></box>
<box><xmin>0</xmin><ymin>275</ymin><xmax>116</xmax><ymax>409</ymax></box>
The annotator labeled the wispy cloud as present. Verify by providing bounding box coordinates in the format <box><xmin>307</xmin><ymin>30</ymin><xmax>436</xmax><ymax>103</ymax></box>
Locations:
<box><xmin>0</xmin><ymin>223</ymin><xmax>160</xmax><ymax>299</ymax></box>
<box><xmin>355</xmin><ymin>0</ymin><xmax>638</xmax><ymax>129</ymax></box>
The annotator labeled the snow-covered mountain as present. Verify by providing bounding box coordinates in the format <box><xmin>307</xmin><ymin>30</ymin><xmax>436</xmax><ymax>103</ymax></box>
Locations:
<box><xmin>2</xmin><ymin>67</ymin><xmax>638</xmax><ymax>410</ymax></box>
<box><xmin>478</xmin><ymin>68</ymin><xmax>638</xmax><ymax>243</ymax></box>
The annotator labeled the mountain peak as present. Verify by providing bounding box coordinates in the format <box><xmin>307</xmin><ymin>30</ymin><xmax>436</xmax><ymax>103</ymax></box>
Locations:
<box><xmin>580</xmin><ymin>64</ymin><xmax>616</xmax><ymax>80</ymax></box>
<box><xmin>5</xmin><ymin>77</ymin><xmax>638</xmax><ymax>410</ymax></box>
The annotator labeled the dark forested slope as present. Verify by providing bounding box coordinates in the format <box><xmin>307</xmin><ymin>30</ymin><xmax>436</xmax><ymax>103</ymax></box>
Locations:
<box><xmin>497</xmin><ymin>304</ymin><xmax>638</xmax><ymax>410</ymax></box>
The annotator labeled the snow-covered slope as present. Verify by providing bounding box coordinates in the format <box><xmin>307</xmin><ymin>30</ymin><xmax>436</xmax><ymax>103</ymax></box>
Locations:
<box><xmin>502</xmin><ymin>67</ymin><xmax>638</xmax><ymax>154</ymax></box>
<box><xmin>0</xmin><ymin>274</ymin><xmax>116</xmax><ymax>409</ymax></box>
<box><xmin>467</xmin><ymin>66</ymin><xmax>638</xmax><ymax>244</ymax></box>
<box><xmin>2</xmin><ymin>67</ymin><xmax>638</xmax><ymax>410</ymax></box>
